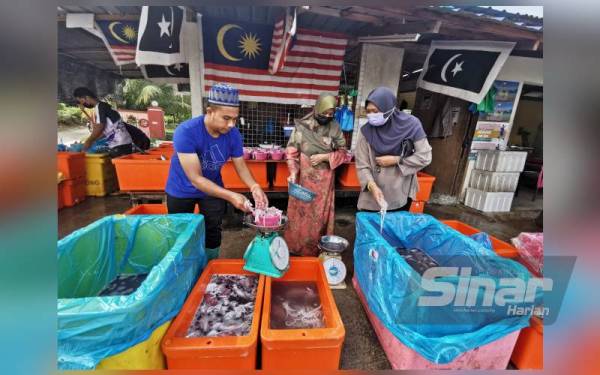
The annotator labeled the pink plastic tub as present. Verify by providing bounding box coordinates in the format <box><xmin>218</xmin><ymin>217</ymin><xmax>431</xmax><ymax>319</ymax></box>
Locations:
<box><xmin>270</xmin><ymin>149</ymin><xmax>284</xmax><ymax>161</ymax></box>
<box><xmin>243</xmin><ymin>147</ymin><xmax>253</xmax><ymax>160</ymax></box>
<box><xmin>253</xmin><ymin>150</ymin><xmax>268</xmax><ymax>160</ymax></box>
<box><xmin>352</xmin><ymin>277</ymin><xmax>520</xmax><ymax>370</ymax></box>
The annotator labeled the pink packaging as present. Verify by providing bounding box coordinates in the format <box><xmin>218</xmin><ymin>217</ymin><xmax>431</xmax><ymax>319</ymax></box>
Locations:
<box><xmin>253</xmin><ymin>207</ymin><xmax>283</xmax><ymax>227</ymax></box>
<box><xmin>253</xmin><ymin>150</ymin><xmax>268</xmax><ymax>160</ymax></box>
<box><xmin>243</xmin><ymin>147</ymin><xmax>253</xmax><ymax>160</ymax></box>
<box><xmin>511</xmin><ymin>232</ymin><xmax>543</xmax><ymax>275</ymax></box>
<box><xmin>352</xmin><ymin>277</ymin><xmax>520</xmax><ymax>370</ymax></box>
<box><xmin>270</xmin><ymin>149</ymin><xmax>284</xmax><ymax>161</ymax></box>
<box><xmin>343</xmin><ymin>151</ymin><xmax>353</xmax><ymax>163</ymax></box>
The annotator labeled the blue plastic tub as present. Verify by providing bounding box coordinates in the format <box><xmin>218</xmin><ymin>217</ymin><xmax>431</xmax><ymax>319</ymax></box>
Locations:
<box><xmin>57</xmin><ymin>214</ymin><xmax>206</xmax><ymax>369</ymax></box>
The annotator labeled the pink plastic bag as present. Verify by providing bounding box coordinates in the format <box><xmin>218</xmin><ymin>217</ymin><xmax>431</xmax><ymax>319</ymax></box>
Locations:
<box><xmin>511</xmin><ymin>232</ymin><xmax>543</xmax><ymax>275</ymax></box>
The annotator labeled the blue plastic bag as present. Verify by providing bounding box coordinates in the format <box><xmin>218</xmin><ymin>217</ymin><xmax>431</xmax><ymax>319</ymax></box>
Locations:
<box><xmin>57</xmin><ymin>214</ymin><xmax>206</xmax><ymax>369</ymax></box>
<box><xmin>339</xmin><ymin>105</ymin><xmax>354</xmax><ymax>132</ymax></box>
<box><xmin>354</xmin><ymin>212</ymin><xmax>541</xmax><ymax>364</ymax></box>
<box><xmin>471</xmin><ymin>232</ymin><xmax>494</xmax><ymax>251</ymax></box>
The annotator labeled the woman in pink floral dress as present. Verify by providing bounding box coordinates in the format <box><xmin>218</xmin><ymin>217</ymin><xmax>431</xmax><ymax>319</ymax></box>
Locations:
<box><xmin>284</xmin><ymin>93</ymin><xmax>347</xmax><ymax>256</ymax></box>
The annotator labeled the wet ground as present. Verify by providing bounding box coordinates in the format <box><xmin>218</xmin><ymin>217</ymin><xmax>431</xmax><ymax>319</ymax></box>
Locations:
<box><xmin>58</xmin><ymin>188</ymin><xmax>542</xmax><ymax>370</ymax></box>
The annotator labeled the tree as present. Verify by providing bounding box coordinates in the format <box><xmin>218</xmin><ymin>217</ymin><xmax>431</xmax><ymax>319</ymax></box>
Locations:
<box><xmin>109</xmin><ymin>79</ymin><xmax>191</xmax><ymax>125</ymax></box>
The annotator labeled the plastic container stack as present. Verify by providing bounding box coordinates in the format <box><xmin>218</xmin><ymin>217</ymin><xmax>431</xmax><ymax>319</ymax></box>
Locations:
<box><xmin>465</xmin><ymin>150</ymin><xmax>528</xmax><ymax>212</ymax></box>
<box><xmin>57</xmin><ymin>152</ymin><xmax>87</xmax><ymax>207</ymax></box>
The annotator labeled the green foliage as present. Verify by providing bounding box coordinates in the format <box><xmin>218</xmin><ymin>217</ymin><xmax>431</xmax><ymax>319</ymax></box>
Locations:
<box><xmin>112</xmin><ymin>79</ymin><xmax>191</xmax><ymax>126</ymax></box>
<box><xmin>57</xmin><ymin>103</ymin><xmax>87</xmax><ymax>126</ymax></box>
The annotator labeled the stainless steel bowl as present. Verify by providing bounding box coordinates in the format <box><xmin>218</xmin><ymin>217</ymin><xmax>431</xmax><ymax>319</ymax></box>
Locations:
<box><xmin>319</xmin><ymin>235</ymin><xmax>349</xmax><ymax>253</ymax></box>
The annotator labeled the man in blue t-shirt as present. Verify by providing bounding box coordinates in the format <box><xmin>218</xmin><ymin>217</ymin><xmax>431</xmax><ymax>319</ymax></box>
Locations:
<box><xmin>166</xmin><ymin>83</ymin><xmax>268</xmax><ymax>260</ymax></box>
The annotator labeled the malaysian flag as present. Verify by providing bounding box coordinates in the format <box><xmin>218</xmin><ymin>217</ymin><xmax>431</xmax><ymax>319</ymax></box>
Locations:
<box><xmin>269</xmin><ymin>8</ymin><xmax>297</xmax><ymax>74</ymax></box>
<box><xmin>202</xmin><ymin>17</ymin><xmax>348</xmax><ymax>105</ymax></box>
<box><xmin>96</xmin><ymin>20</ymin><xmax>139</xmax><ymax>65</ymax></box>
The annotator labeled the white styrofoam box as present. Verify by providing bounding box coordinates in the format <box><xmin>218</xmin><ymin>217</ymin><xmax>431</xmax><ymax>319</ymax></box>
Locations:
<box><xmin>469</xmin><ymin>170</ymin><xmax>521</xmax><ymax>192</ymax></box>
<box><xmin>465</xmin><ymin>188</ymin><xmax>515</xmax><ymax>212</ymax></box>
<box><xmin>475</xmin><ymin>150</ymin><xmax>528</xmax><ymax>172</ymax></box>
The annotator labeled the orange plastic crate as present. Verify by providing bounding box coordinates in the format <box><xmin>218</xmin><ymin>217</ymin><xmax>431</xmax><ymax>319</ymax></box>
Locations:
<box><xmin>147</xmin><ymin>148</ymin><xmax>175</xmax><ymax>157</ymax></box>
<box><xmin>511</xmin><ymin>316</ymin><xmax>543</xmax><ymax>369</ymax></box>
<box><xmin>338</xmin><ymin>162</ymin><xmax>360</xmax><ymax>188</ymax></box>
<box><xmin>61</xmin><ymin>178</ymin><xmax>86</xmax><ymax>207</ymax></box>
<box><xmin>409</xmin><ymin>200</ymin><xmax>426</xmax><ymax>213</ymax></box>
<box><xmin>57</xmin><ymin>152</ymin><xmax>86</xmax><ymax>180</ymax></box>
<box><xmin>123</xmin><ymin>204</ymin><xmax>199</xmax><ymax>214</ymax></box>
<box><xmin>221</xmin><ymin>160</ymin><xmax>268</xmax><ymax>189</ymax></box>
<box><xmin>441</xmin><ymin>220</ymin><xmax>519</xmax><ymax>258</ymax></box>
<box><xmin>58</xmin><ymin>181</ymin><xmax>65</xmax><ymax>210</ymax></box>
<box><xmin>260</xmin><ymin>258</ymin><xmax>345</xmax><ymax>370</ymax></box>
<box><xmin>162</xmin><ymin>260</ymin><xmax>265</xmax><ymax>370</ymax></box>
<box><xmin>112</xmin><ymin>154</ymin><xmax>170</xmax><ymax>191</ymax></box>
<box><xmin>273</xmin><ymin>161</ymin><xmax>289</xmax><ymax>188</ymax></box>
<box><xmin>416</xmin><ymin>172</ymin><xmax>436</xmax><ymax>201</ymax></box>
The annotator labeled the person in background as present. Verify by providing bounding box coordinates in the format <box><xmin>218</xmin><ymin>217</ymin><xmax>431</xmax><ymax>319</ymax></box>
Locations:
<box><xmin>73</xmin><ymin>87</ymin><xmax>134</xmax><ymax>157</ymax></box>
<box><xmin>355</xmin><ymin>86</ymin><xmax>432</xmax><ymax>212</ymax></box>
<box><xmin>166</xmin><ymin>83</ymin><xmax>268</xmax><ymax>260</ymax></box>
<box><xmin>284</xmin><ymin>93</ymin><xmax>347</xmax><ymax>256</ymax></box>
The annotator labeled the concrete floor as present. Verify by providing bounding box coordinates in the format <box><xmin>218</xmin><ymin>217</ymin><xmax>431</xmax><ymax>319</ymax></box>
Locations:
<box><xmin>58</xmin><ymin>188</ymin><xmax>542</xmax><ymax>370</ymax></box>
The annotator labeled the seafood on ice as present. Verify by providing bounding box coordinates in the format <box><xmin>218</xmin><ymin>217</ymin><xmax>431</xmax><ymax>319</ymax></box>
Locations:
<box><xmin>186</xmin><ymin>274</ymin><xmax>258</xmax><ymax>338</ymax></box>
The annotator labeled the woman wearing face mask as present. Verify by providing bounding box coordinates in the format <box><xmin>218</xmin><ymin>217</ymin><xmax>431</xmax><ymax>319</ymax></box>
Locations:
<box><xmin>355</xmin><ymin>86</ymin><xmax>432</xmax><ymax>212</ymax></box>
<box><xmin>284</xmin><ymin>93</ymin><xmax>348</xmax><ymax>256</ymax></box>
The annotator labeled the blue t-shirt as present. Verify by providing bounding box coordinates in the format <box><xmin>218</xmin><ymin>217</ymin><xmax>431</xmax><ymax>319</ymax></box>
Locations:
<box><xmin>166</xmin><ymin>115</ymin><xmax>243</xmax><ymax>198</ymax></box>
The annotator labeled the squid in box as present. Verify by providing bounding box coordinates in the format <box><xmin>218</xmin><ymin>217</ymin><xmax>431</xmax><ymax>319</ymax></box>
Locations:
<box><xmin>353</xmin><ymin>212</ymin><xmax>543</xmax><ymax>369</ymax></box>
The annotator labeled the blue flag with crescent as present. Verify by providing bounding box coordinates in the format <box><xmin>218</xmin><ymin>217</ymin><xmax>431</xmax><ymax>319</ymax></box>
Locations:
<box><xmin>202</xmin><ymin>17</ymin><xmax>273</xmax><ymax>69</ymax></box>
<box><xmin>96</xmin><ymin>20</ymin><xmax>139</xmax><ymax>65</ymax></box>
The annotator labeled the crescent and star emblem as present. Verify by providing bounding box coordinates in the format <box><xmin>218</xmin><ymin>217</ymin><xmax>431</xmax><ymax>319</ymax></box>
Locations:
<box><xmin>441</xmin><ymin>53</ymin><xmax>464</xmax><ymax>83</ymax></box>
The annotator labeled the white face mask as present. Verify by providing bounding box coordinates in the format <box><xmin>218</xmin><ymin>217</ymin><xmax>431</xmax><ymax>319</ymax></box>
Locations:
<box><xmin>367</xmin><ymin>107</ymin><xmax>395</xmax><ymax>126</ymax></box>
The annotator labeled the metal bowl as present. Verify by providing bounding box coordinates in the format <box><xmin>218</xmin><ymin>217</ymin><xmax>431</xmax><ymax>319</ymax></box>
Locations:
<box><xmin>319</xmin><ymin>235</ymin><xmax>349</xmax><ymax>253</ymax></box>
<box><xmin>243</xmin><ymin>214</ymin><xmax>288</xmax><ymax>233</ymax></box>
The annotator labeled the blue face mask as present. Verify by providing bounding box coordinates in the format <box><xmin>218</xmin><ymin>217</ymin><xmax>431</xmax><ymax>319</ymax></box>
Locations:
<box><xmin>367</xmin><ymin>107</ymin><xmax>395</xmax><ymax>126</ymax></box>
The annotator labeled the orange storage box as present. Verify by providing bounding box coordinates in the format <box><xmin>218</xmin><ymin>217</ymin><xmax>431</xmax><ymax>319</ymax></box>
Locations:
<box><xmin>61</xmin><ymin>178</ymin><xmax>86</xmax><ymax>207</ymax></box>
<box><xmin>337</xmin><ymin>162</ymin><xmax>360</xmax><ymax>188</ymax></box>
<box><xmin>57</xmin><ymin>152</ymin><xmax>86</xmax><ymax>180</ymax></box>
<box><xmin>416</xmin><ymin>172</ymin><xmax>436</xmax><ymax>201</ymax></box>
<box><xmin>147</xmin><ymin>148</ymin><xmax>174</xmax><ymax>157</ymax></box>
<box><xmin>511</xmin><ymin>316</ymin><xmax>543</xmax><ymax>369</ymax></box>
<box><xmin>409</xmin><ymin>200</ymin><xmax>426</xmax><ymax>213</ymax></box>
<box><xmin>162</xmin><ymin>260</ymin><xmax>265</xmax><ymax>370</ymax></box>
<box><xmin>441</xmin><ymin>220</ymin><xmax>519</xmax><ymax>258</ymax></box>
<box><xmin>221</xmin><ymin>160</ymin><xmax>268</xmax><ymax>189</ymax></box>
<box><xmin>124</xmin><ymin>204</ymin><xmax>199</xmax><ymax>214</ymax></box>
<box><xmin>273</xmin><ymin>161</ymin><xmax>289</xmax><ymax>188</ymax></box>
<box><xmin>112</xmin><ymin>154</ymin><xmax>170</xmax><ymax>191</ymax></box>
<box><xmin>260</xmin><ymin>258</ymin><xmax>345</xmax><ymax>370</ymax></box>
<box><xmin>58</xmin><ymin>181</ymin><xmax>65</xmax><ymax>210</ymax></box>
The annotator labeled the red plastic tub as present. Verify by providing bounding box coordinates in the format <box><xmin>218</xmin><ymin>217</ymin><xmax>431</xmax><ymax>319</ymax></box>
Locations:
<box><xmin>112</xmin><ymin>154</ymin><xmax>170</xmax><ymax>191</ymax></box>
<box><xmin>221</xmin><ymin>160</ymin><xmax>268</xmax><ymax>189</ymax></box>
<box><xmin>441</xmin><ymin>220</ymin><xmax>519</xmax><ymax>258</ymax></box>
<box><xmin>511</xmin><ymin>316</ymin><xmax>543</xmax><ymax>369</ymax></box>
<box><xmin>61</xmin><ymin>178</ymin><xmax>86</xmax><ymax>207</ymax></box>
<box><xmin>57</xmin><ymin>152</ymin><xmax>86</xmax><ymax>180</ymax></box>
<box><xmin>260</xmin><ymin>258</ymin><xmax>345</xmax><ymax>370</ymax></box>
<box><xmin>409</xmin><ymin>200</ymin><xmax>426</xmax><ymax>213</ymax></box>
<box><xmin>415</xmin><ymin>172</ymin><xmax>436</xmax><ymax>201</ymax></box>
<box><xmin>123</xmin><ymin>204</ymin><xmax>199</xmax><ymax>214</ymax></box>
<box><xmin>273</xmin><ymin>162</ymin><xmax>289</xmax><ymax>188</ymax></box>
<box><xmin>162</xmin><ymin>260</ymin><xmax>265</xmax><ymax>369</ymax></box>
<box><xmin>338</xmin><ymin>162</ymin><xmax>360</xmax><ymax>188</ymax></box>
<box><xmin>353</xmin><ymin>276</ymin><xmax>520</xmax><ymax>369</ymax></box>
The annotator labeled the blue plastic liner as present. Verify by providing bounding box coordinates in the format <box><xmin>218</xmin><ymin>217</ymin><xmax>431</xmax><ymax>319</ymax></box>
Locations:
<box><xmin>354</xmin><ymin>212</ymin><xmax>541</xmax><ymax>364</ymax></box>
<box><xmin>57</xmin><ymin>214</ymin><xmax>206</xmax><ymax>369</ymax></box>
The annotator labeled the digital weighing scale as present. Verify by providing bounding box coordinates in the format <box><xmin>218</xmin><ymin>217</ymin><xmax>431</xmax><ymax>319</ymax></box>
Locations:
<box><xmin>318</xmin><ymin>235</ymin><xmax>349</xmax><ymax>289</ymax></box>
<box><xmin>242</xmin><ymin>214</ymin><xmax>290</xmax><ymax>278</ymax></box>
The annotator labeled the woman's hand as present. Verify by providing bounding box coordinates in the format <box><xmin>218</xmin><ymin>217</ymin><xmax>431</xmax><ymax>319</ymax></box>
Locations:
<box><xmin>287</xmin><ymin>174</ymin><xmax>297</xmax><ymax>184</ymax></box>
<box><xmin>310</xmin><ymin>153</ymin><xmax>329</xmax><ymax>167</ymax></box>
<box><xmin>375</xmin><ymin>155</ymin><xmax>400</xmax><ymax>167</ymax></box>
<box><xmin>368</xmin><ymin>181</ymin><xmax>388</xmax><ymax>210</ymax></box>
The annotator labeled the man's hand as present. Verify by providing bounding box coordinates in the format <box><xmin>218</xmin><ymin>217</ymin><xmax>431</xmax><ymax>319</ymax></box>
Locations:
<box><xmin>375</xmin><ymin>155</ymin><xmax>400</xmax><ymax>167</ymax></box>
<box><xmin>310</xmin><ymin>153</ymin><xmax>329</xmax><ymax>167</ymax></box>
<box><xmin>251</xmin><ymin>184</ymin><xmax>268</xmax><ymax>209</ymax></box>
<box><xmin>229</xmin><ymin>192</ymin><xmax>251</xmax><ymax>212</ymax></box>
